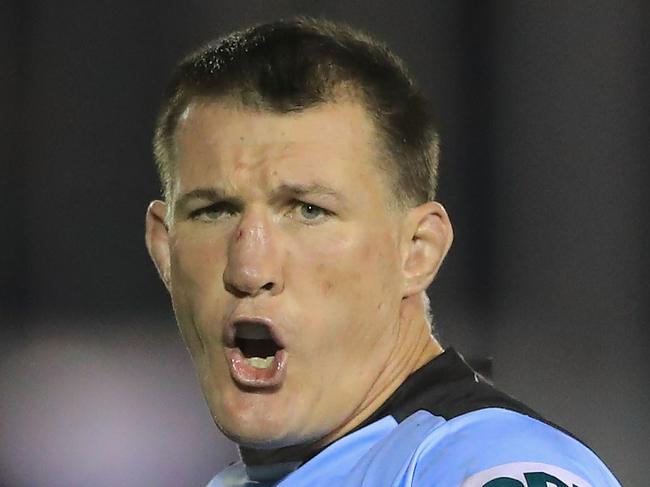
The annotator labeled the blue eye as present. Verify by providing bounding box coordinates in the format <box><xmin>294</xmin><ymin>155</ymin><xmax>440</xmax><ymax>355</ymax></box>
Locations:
<box><xmin>299</xmin><ymin>203</ymin><xmax>326</xmax><ymax>220</ymax></box>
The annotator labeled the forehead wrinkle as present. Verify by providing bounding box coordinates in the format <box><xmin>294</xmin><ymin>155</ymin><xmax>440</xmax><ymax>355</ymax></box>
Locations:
<box><xmin>228</xmin><ymin>142</ymin><xmax>289</xmax><ymax>173</ymax></box>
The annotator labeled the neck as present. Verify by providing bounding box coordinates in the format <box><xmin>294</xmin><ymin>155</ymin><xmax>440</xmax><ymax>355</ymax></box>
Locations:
<box><xmin>240</xmin><ymin>293</ymin><xmax>442</xmax><ymax>467</ymax></box>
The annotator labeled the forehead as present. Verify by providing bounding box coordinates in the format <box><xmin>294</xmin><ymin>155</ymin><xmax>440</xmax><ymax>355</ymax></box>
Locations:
<box><xmin>172</xmin><ymin>100</ymin><xmax>393</xmax><ymax>197</ymax></box>
<box><xmin>177</xmin><ymin>98</ymin><xmax>376</xmax><ymax>145</ymax></box>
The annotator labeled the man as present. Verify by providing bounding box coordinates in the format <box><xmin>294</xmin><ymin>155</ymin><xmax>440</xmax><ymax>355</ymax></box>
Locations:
<box><xmin>145</xmin><ymin>17</ymin><xmax>621</xmax><ymax>487</ymax></box>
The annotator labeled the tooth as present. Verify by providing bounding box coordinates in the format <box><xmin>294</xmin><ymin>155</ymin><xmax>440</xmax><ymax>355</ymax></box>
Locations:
<box><xmin>247</xmin><ymin>356</ymin><xmax>274</xmax><ymax>369</ymax></box>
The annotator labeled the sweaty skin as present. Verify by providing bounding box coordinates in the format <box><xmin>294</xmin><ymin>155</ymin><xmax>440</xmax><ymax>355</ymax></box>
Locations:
<box><xmin>145</xmin><ymin>100</ymin><xmax>452</xmax><ymax>465</ymax></box>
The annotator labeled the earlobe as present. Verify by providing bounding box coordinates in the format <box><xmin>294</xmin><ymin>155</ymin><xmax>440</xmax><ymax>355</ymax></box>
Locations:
<box><xmin>401</xmin><ymin>202</ymin><xmax>453</xmax><ymax>297</ymax></box>
<box><xmin>145</xmin><ymin>200</ymin><xmax>172</xmax><ymax>292</ymax></box>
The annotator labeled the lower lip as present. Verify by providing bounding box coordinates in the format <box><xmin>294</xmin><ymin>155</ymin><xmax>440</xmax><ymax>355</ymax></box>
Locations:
<box><xmin>225</xmin><ymin>348</ymin><xmax>288</xmax><ymax>388</ymax></box>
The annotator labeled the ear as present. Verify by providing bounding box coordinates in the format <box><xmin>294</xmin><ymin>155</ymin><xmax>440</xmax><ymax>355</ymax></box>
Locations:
<box><xmin>401</xmin><ymin>201</ymin><xmax>453</xmax><ymax>297</ymax></box>
<box><xmin>145</xmin><ymin>200</ymin><xmax>172</xmax><ymax>292</ymax></box>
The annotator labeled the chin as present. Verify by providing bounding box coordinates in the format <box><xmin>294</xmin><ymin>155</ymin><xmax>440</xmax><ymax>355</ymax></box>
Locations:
<box><xmin>226</xmin><ymin>431</ymin><xmax>296</xmax><ymax>450</ymax></box>
<box><xmin>211</xmin><ymin>391</ymin><xmax>301</xmax><ymax>448</ymax></box>
<box><xmin>217</xmin><ymin>418</ymin><xmax>301</xmax><ymax>450</ymax></box>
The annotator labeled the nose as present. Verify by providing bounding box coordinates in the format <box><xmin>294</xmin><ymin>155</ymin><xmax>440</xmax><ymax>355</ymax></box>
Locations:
<box><xmin>222</xmin><ymin>210</ymin><xmax>283</xmax><ymax>298</ymax></box>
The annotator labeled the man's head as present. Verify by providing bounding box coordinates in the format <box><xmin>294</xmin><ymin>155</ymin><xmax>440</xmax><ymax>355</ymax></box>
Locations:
<box><xmin>153</xmin><ymin>17</ymin><xmax>439</xmax><ymax>213</ymax></box>
<box><xmin>145</xmin><ymin>18</ymin><xmax>452</xmax><ymax>459</ymax></box>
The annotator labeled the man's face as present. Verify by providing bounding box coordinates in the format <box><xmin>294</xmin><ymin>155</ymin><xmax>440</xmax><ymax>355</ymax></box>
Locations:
<box><xmin>161</xmin><ymin>100</ymin><xmax>410</xmax><ymax>448</ymax></box>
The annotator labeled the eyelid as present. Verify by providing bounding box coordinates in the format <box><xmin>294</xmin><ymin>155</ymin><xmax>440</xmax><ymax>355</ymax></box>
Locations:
<box><xmin>185</xmin><ymin>199</ymin><xmax>333</xmax><ymax>223</ymax></box>
<box><xmin>188</xmin><ymin>201</ymin><xmax>239</xmax><ymax>219</ymax></box>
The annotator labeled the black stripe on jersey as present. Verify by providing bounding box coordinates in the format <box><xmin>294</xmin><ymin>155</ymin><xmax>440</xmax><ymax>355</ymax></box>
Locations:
<box><xmin>358</xmin><ymin>348</ymin><xmax>544</xmax><ymax>425</ymax></box>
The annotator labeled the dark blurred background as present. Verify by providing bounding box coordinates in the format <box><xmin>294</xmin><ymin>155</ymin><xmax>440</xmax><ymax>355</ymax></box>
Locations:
<box><xmin>1</xmin><ymin>1</ymin><xmax>648</xmax><ymax>486</ymax></box>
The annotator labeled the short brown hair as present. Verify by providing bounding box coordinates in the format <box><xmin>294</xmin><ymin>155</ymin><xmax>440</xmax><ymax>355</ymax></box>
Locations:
<box><xmin>153</xmin><ymin>17</ymin><xmax>440</xmax><ymax>207</ymax></box>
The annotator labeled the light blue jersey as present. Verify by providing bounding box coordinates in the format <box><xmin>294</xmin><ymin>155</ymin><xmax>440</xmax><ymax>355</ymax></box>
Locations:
<box><xmin>207</xmin><ymin>350</ymin><xmax>621</xmax><ymax>487</ymax></box>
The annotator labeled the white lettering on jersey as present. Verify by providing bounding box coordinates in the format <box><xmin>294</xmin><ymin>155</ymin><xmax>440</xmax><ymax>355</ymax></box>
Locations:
<box><xmin>459</xmin><ymin>462</ymin><xmax>593</xmax><ymax>487</ymax></box>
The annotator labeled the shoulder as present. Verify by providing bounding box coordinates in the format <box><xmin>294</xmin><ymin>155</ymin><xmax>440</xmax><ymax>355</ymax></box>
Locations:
<box><xmin>400</xmin><ymin>408</ymin><xmax>621</xmax><ymax>487</ymax></box>
<box><xmin>205</xmin><ymin>462</ymin><xmax>249</xmax><ymax>487</ymax></box>
<box><xmin>348</xmin><ymin>408</ymin><xmax>620</xmax><ymax>487</ymax></box>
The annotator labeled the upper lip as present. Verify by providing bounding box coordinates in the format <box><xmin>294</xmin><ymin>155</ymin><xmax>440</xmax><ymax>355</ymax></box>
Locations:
<box><xmin>224</xmin><ymin>315</ymin><xmax>286</xmax><ymax>350</ymax></box>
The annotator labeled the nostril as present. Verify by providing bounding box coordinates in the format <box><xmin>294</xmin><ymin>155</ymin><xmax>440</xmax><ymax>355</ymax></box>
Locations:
<box><xmin>262</xmin><ymin>282</ymin><xmax>274</xmax><ymax>291</ymax></box>
<box><xmin>224</xmin><ymin>281</ymin><xmax>249</xmax><ymax>298</ymax></box>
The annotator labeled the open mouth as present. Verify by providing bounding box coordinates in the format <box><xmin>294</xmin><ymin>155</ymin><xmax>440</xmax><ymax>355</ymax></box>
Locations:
<box><xmin>234</xmin><ymin>321</ymin><xmax>283</xmax><ymax>369</ymax></box>
<box><xmin>225</xmin><ymin>319</ymin><xmax>288</xmax><ymax>388</ymax></box>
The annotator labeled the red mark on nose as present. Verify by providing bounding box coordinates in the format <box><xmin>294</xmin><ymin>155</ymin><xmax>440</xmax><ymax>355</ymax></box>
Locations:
<box><xmin>236</xmin><ymin>228</ymin><xmax>244</xmax><ymax>241</ymax></box>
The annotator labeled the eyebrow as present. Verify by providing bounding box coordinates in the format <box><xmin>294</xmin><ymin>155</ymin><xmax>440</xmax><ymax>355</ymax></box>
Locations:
<box><xmin>176</xmin><ymin>182</ymin><xmax>347</xmax><ymax>208</ymax></box>
<box><xmin>174</xmin><ymin>187</ymin><xmax>233</xmax><ymax>214</ymax></box>
<box><xmin>269</xmin><ymin>182</ymin><xmax>347</xmax><ymax>204</ymax></box>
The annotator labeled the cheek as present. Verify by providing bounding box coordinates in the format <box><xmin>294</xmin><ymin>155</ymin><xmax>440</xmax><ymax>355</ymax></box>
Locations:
<box><xmin>169</xmin><ymin>234</ymin><xmax>234</xmax><ymax>380</ymax></box>
<box><xmin>171</xmin><ymin>234</ymin><xmax>225</xmax><ymax>291</ymax></box>
<box><xmin>295</xmin><ymin>230</ymin><xmax>400</xmax><ymax>322</ymax></box>
<box><xmin>169</xmin><ymin>233</ymin><xmax>229</xmax><ymax>332</ymax></box>
<box><xmin>339</xmin><ymin>234</ymin><xmax>397</xmax><ymax>292</ymax></box>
